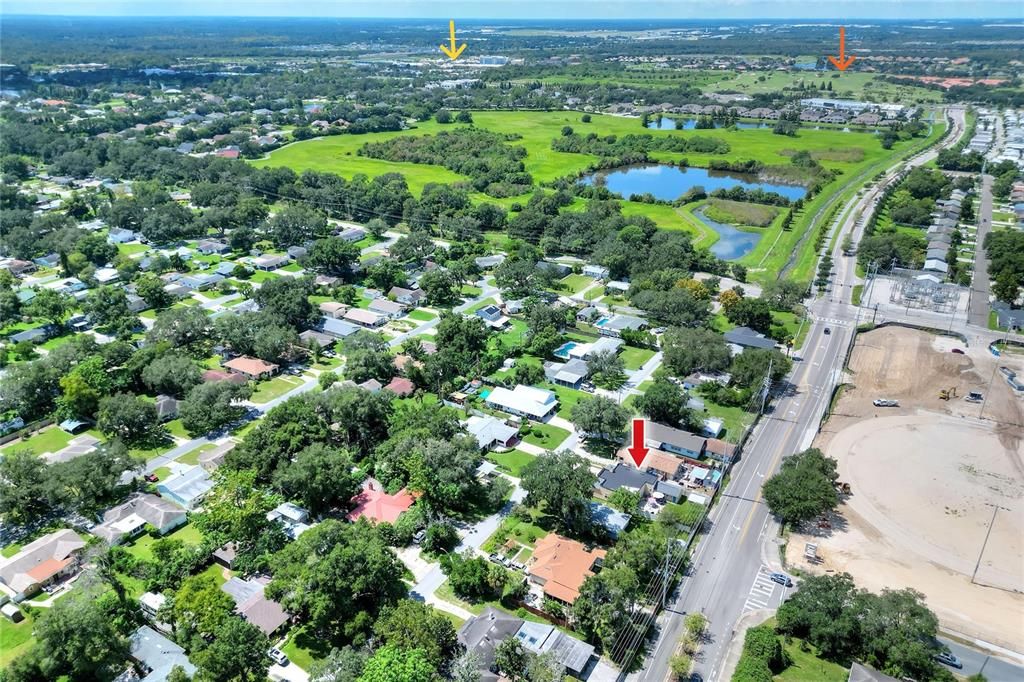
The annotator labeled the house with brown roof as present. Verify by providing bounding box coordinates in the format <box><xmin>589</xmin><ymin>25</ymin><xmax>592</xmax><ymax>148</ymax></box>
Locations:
<box><xmin>202</xmin><ymin>369</ymin><xmax>248</xmax><ymax>385</ymax></box>
<box><xmin>705</xmin><ymin>438</ymin><xmax>737</xmax><ymax>463</ymax></box>
<box><xmin>221</xmin><ymin>576</ymin><xmax>289</xmax><ymax>636</ymax></box>
<box><xmin>527</xmin><ymin>534</ymin><xmax>606</xmax><ymax>605</ymax></box>
<box><xmin>319</xmin><ymin>301</ymin><xmax>350</xmax><ymax>319</ymax></box>
<box><xmin>223</xmin><ymin>355</ymin><xmax>279</xmax><ymax>380</ymax></box>
<box><xmin>0</xmin><ymin>529</ymin><xmax>87</xmax><ymax>602</ymax></box>
<box><xmin>344</xmin><ymin>308</ymin><xmax>385</xmax><ymax>328</ymax></box>
<box><xmin>346</xmin><ymin>479</ymin><xmax>415</xmax><ymax>524</ymax></box>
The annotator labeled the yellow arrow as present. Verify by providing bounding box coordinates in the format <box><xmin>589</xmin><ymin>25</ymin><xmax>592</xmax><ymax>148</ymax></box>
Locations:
<box><xmin>439</xmin><ymin>20</ymin><xmax>466</xmax><ymax>60</ymax></box>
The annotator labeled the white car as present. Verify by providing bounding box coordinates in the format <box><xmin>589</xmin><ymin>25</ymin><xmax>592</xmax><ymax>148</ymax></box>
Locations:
<box><xmin>267</xmin><ymin>648</ymin><xmax>289</xmax><ymax>666</ymax></box>
<box><xmin>872</xmin><ymin>399</ymin><xmax>899</xmax><ymax>407</ymax></box>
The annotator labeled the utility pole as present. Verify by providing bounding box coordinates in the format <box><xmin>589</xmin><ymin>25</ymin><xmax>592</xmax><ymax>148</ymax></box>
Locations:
<box><xmin>972</xmin><ymin>502</ymin><xmax>1009</xmax><ymax>584</ymax></box>
<box><xmin>759</xmin><ymin>357</ymin><xmax>774</xmax><ymax>416</ymax></box>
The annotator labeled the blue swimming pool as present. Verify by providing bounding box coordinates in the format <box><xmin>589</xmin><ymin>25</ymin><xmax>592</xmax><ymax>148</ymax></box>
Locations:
<box><xmin>554</xmin><ymin>341</ymin><xmax>579</xmax><ymax>359</ymax></box>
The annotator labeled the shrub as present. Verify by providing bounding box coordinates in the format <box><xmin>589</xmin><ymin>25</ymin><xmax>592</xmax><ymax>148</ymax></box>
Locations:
<box><xmin>743</xmin><ymin>625</ymin><xmax>787</xmax><ymax>673</ymax></box>
<box><xmin>732</xmin><ymin>653</ymin><xmax>773</xmax><ymax>682</ymax></box>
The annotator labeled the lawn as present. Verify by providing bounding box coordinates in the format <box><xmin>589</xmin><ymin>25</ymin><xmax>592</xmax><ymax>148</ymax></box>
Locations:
<box><xmin>542</xmin><ymin>382</ymin><xmax>588</xmax><ymax>419</ymax></box>
<box><xmin>1</xmin><ymin>426</ymin><xmax>73</xmax><ymax>457</ymax></box>
<box><xmin>772</xmin><ymin>311</ymin><xmax>809</xmax><ymax>350</ymax></box>
<box><xmin>407</xmin><ymin>308</ymin><xmax>437</xmax><ymax>322</ymax></box>
<box><xmin>178</xmin><ymin>442</ymin><xmax>216</xmax><ymax>467</ymax></box>
<box><xmin>0</xmin><ymin>609</ymin><xmax>35</xmax><ymax>668</ymax></box>
<box><xmin>461</xmin><ymin>284</ymin><xmax>483</xmax><ymax>297</ymax></box>
<box><xmin>557</xmin><ymin>273</ymin><xmax>594</xmax><ymax>294</ymax></box>
<box><xmin>482</xmin><ymin>513</ymin><xmax>549</xmax><ymax>553</ymax></box>
<box><xmin>619</xmin><ymin>345</ymin><xmax>656</xmax><ymax>371</ymax></box>
<box><xmin>249</xmin><ymin>270</ymin><xmax>280</xmax><ymax>284</ymax></box>
<box><xmin>39</xmin><ymin>333</ymin><xmax>75</xmax><ymax>352</ymax></box>
<box><xmin>165</xmin><ymin>419</ymin><xmax>189</xmax><ymax>439</ymax></box>
<box><xmin>250</xmin><ymin>374</ymin><xmax>305</xmax><ymax>403</ymax></box>
<box><xmin>774</xmin><ymin>634</ymin><xmax>849</xmax><ymax>682</ymax></box>
<box><xmin>485</xmin><ymin>449</ymin><xmax>537</xmax><ymax>477</ymax></box>
<box><xmin>282</xmin><ymin>624</ymin><xmax>332</xmax><ymax>670</ymax></box>
<box><xmin>123</xmin><ymin>523</ymin><xmax>205</xmax><ymax>562</ymax></box>
<box><xmin>698</xmin><ymin>400</ymin><xmax>751</xmax><ymax>442</ymax></box>
<box><xmin>466</xmin><ymin>297</ymin><xmax>498</xmax><ymax>314</ymax></box>
<box><xmin>520</xmin><ymin>421</ymin><xmax>571</xmax><ymax>449</ymax></box>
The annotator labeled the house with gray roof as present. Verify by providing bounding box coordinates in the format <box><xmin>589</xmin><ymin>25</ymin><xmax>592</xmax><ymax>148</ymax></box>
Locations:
<box><xmin>0</xmin><ymin>529</ymin><xmax>87</xmax><ymax>602</ymax></box>
<box><xmin>94</xmin><ymin>494</ymin><xmax>186</xmax><ymax>545</ymax></box>
<box><xmin>724</xmin><ymin>326</ymin><xmax>776</xmax><ymax>350</ymax></box>
<box><xmin>544</xmin><ymin>358</ymin><xmax>589</xmax><ymax>389</ymax></box>
<box><xmin>221</xmin><ymin>576</ymin><xmax>290</xmax><ymax>636</ymax></box>
<box><xmin>319</xmin><ymin>316</ymin><xmax>360</xmax><ymax>339</ymax></box>
<box><xmin>644</xmin><ymin>422</ymin><xmax>707</xmax><ymax>459</ymax></box>
<box><xmin>127</xmin><ymin>625</ymin><xmax>196</xmax><ymax>681</ymax></box>
<box><xmin>595</xmin><ymin>463</ymin><xmax>659</xmax><ymax>498</ymax></box>
<box><xmin>465</xmin><ymin>415</ymin><xmax>519</xmax><ymax>450</ymax></box>
<box><xmin>156</xmin><ymin>466</ymin><xmax>213</xmax><ymax>509</ymax></box>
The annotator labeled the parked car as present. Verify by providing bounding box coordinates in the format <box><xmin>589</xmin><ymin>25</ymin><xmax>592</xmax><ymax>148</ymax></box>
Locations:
<box><xmin>267</xmin><ymin>648</ymin><xmax>289</xmax><ymax>666</ymax></box>
<box><xmin>872</xmin><ymin>398</ymin><xmax>899</xmax><ymax>407</ymax></box>
<box><xmin>769</xmin><ymin>572</ymin><xmax>793</xmax><ymax>587</ymax></box>
<box><xmin>951</xmin><ymin>348</ymin><xmax>965</xmax><ymax>355</ymax></box>
<box><xmin>412</xmin><ymin>530</ymin><xmax>426</xmax><ymax>545</ymax></box>
<box><xmin>935</xmin><ymin>651</ymin><xmax>962</xmax><ymax>669</ymax></box>
<box><xmin>144</xmin><ymin>473</ymin><xmax>159</xmax><ymax>483</ymax></box>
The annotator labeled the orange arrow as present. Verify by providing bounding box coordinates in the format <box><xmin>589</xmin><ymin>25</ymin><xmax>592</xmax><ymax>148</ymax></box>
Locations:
<box><xmin>439</xmin><ymin>20</ymin><xmax>466</xmax><ymax>60</ymax></box>
<box><xmin>827</xmin><ymin>26</ymin><xmax>855</xmax><ymax>71</ymax></box>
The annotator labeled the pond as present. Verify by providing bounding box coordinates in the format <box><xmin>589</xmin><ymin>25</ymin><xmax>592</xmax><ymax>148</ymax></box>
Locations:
<box><xmin>646</xmin><ymin>117</ymin><xmax>770</xmax><ymax>130</ymax></box>
<box><xmin>693</xmin><ymin>207</ymin><xmax>763</xmax><ymax>261</ymax></box>
<box><xmin>580</xmin><ymin>163</ymin><xmax>808</xmax><ymax>202</ymax></box>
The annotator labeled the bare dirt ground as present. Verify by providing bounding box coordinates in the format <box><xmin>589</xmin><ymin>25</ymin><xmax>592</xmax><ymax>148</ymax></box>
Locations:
<box><xmin>787</xmin><ymin>326</ymin><xmax>1024</xmax><ymax>652</ymax></box>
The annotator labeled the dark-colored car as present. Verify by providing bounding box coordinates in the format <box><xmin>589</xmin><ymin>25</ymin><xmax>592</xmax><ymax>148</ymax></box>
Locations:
<box><xmin>144</xmin><ymin>473</ymin><xmax>159</xmax><ymax>483</ymax></box>
<box><xmin>951</xmin><ymin>348</ymin><xmax>965</xmax><ymax>354</ymax></box>
<box><xmin>823</xmin><ymin>327</ymin><xmax>831</xmax><ymax>335</ymax></box>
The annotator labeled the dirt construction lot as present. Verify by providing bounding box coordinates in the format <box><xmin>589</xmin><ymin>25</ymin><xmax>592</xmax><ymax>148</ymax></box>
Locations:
<box><xmin>787</xmin><ymin>326</ymin><xmax>1024</xmax><ymax>651</ymax></box>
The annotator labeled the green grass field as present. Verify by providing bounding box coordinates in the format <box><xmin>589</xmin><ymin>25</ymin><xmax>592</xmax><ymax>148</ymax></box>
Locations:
<box><xmin>774</xmin><ymin>634</ymin><xmax>849</xmax><ymax>682</ymax></box>
<box><xmin>486</xmin><ymin>449</ymin><xmax>537</xmax><ymax>477</ymax></box>
<box><xmin>557</xmin><ymin>273</ymin><xmax>594</xmax><ymax>294</ymax></box>
<box><xmin>703</xmin><ymin>198</ymin><xmax>780</xmax><ymax>227</ymax></box>
<box><xmin>123</xmin><ymin>523</ymin><xmax>205</xmax><ymax>562</ymax></box>
<box><xmin>253</xmin><ymin>109</ymin><xmax>938</xmax><ymax>286</ymax></box>
<box><xmin>520</xmin><ymin>421</ymin><xmax>571</xmax><ymax>449</ymax></box>
<box><xmin>704</xmin><ymin>70</ymin><xmax>942</xmax><ymax>103</ymax></box>
<box><xmin>0</xmin><ymin>609</ymin><xmax>34</xmax><ymax>668</ymax></box>
<box><xmin>250</xmin><ymin>374</ymin><xmax>304</xmax><ymax>403</ymax></box>
<box><xmin>406</xmin><ymin>308</ymin><xmax>437</xmax><ymax>322</ymax></box>
<box><xmin>1</xmin><ymin>426</ymin><xmax>74</xmax><ymax>457</ymax></box>
<box><xmin>620</xmin><ymin>345</ymin><xmax>656</xmax><ymax>371</ymax></box>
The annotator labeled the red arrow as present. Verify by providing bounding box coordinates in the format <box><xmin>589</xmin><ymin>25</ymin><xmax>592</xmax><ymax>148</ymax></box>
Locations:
<box><xmin>627</xmin><ymin>418</ymin><xmax>649</xmax><ymax>468</ymax></box>
<box><xmin>828</xmin><ymin>27</ymin><xmax>855</xmax><ymax>71</ymax></box>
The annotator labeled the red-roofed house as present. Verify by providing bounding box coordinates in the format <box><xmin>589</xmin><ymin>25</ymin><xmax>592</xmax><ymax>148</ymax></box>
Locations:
<box><xmin>346</xmin><ymin>479</ymin><xmax>415</xmax><ymax>524</ymax></box>
<box><xmin>384</xmin><ymin>377</ymin><xmax>415</xmax><ymax>397</ymax></box>
<box><xmin>223</xmin><ymin>356</ymin><xmax>280</xmax><ymax>380</ymax></box>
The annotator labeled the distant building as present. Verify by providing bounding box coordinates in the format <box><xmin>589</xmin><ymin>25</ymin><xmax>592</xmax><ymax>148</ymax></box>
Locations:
<box><xmin>223</xmin><ymin>355</ymin><xmax>279</xmax><ymax>380</ymax></box>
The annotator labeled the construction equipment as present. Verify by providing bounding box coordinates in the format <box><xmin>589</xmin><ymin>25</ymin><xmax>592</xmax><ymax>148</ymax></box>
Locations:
<box><xmin>939</xmin><ymin>387</ymin><xmax>957</xmax><ymax>400</ymax></box>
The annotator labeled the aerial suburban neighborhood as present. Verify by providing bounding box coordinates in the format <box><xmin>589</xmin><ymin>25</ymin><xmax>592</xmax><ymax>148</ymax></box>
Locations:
<box><xmin>0</xmin><ymin>5</ymin><xmax>1023</xmax><ymax>682</ymax></box>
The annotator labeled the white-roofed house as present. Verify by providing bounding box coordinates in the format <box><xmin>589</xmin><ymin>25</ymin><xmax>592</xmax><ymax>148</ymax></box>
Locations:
<box><xmin>156</xmin><ymin>465</ymin><xmax>214</xmax><ymax>509</ymax></box>
<box><xmin>485</xmin><ymin>385</ymin><xmax>559</xmax><ymax>421</ymax></box>
<box><xmin>93</xmin><ymin>493</ymin><xmax>187</xmax><ymax>545</ymax></box>
<box><xmin>465</xmin><ymin>415</ymin><xmax>519</xmax><ymax>450</ymax></box>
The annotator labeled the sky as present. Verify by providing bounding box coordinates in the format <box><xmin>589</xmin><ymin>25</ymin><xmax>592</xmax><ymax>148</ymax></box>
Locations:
<box><xmin>2</xmin><ymin>0</ymin><xmax>1022</xmax><ymax>19</ymax></box>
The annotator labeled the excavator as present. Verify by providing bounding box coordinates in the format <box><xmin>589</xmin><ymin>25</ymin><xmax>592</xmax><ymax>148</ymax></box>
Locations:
<box><xmin>939</xmin><ymin>386</ymin><xmax>957</xmax><ymax>400</ymax></box>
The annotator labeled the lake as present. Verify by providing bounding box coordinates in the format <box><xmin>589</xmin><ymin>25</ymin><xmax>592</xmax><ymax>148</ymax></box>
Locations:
<box><xmin>580</xmin><ymin>163</ymin><xmax>808</xmax><ymax>202</ymax></box>
<box><xmin>647</xmin><ymin>117</ymin><xmax>770</xmax><ymax>130</ymax></box>
<box><xmin>693</xmin><ymin>207</ymin><xmax>763</xmax><ymax>260</ymax></box>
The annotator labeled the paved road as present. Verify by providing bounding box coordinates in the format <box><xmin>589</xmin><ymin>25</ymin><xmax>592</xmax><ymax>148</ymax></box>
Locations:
<box><xmin>940</xmin><ymin>637</ymin><xmax>1024</xmax><ymax>682</ymax></box>
<box><xmin>640</xmin><ymin>106</ymin><xmax>979</xmax><ymax>682</ymax></box>
<box><xmin>968</xmin><ymin>174</ymin><xmax>995</xmax><ymax>328</ymax></box>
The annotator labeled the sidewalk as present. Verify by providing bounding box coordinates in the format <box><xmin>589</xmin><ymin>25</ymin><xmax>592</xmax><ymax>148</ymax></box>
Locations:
<box><xmin>716</xmin><ymin>609</ymin><xmax>774</xmax><ymax>682</ymax></box>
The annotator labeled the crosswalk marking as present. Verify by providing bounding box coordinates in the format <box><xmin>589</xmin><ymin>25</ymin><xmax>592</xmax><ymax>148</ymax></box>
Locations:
<box><xmin>813</xmin><ymin>316</ymin><xmax>851</xmax><ymax>326</ymax></box>
<box><xmin>742</xmin><ymin>565</ymin><xmax>778</xmax><ymax>612</ymax></box>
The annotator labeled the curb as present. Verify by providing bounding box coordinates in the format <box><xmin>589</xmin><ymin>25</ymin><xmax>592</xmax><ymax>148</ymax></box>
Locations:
<box><xmin>717</xmin><ymin>609</ymin><xmax>774</xmax><ymax>682</ymax></box>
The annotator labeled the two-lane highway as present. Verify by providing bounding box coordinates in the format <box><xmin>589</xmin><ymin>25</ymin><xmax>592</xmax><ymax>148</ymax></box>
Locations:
<box><xmin>639</xmin><ymin>106</ymin><xmax>971</xmax><ymax>682</ymax></box>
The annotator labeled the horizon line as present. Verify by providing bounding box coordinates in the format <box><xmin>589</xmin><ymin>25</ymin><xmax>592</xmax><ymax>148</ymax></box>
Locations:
<box><xmin>3</xmin><ymin>14</ymin><xmax>1023</xmax><ymax>21</ymax></box>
